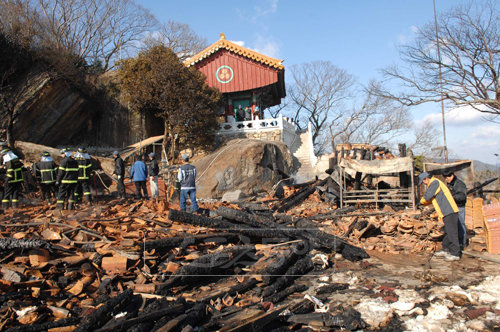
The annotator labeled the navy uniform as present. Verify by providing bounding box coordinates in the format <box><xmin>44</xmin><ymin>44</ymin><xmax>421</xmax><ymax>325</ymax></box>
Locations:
<box><xmin>33</xmin><ymin>151</ymin><xmax>57</xmax><ymax>202</ymax></box>
<box><xmin>56</xmin><ymin>148</ymin><xmax>79</xmax><ymax>210</ymax></box>
<box><xmin>1</xmin><ymin>148</ymin><xmax>24</xmax><ymax>209</ymax></box>
<box><xmin>113</xmin><ymin>151</ymin><xmax>125</xmax><ymax>198</ymax></box>
<box><xmin>74</xmin><ymin>148</ymin><xmax>93</xmax><ymax>203</ymax></box>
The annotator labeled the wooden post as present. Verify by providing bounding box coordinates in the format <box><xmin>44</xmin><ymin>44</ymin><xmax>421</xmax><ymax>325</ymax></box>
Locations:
<box><xmin>340</xmin><ymin>167</ymin><xmax>344</xmax><ymax>208</ymax></box>
<box><xmin>398</xmin><ymin>144</ymin><xmax>408</xmax><ymax>188</ymax></box>
<box><xmin>410</xmin><ymin>161</ymin><xmax>416</xmax><ymax>210</ymax></box>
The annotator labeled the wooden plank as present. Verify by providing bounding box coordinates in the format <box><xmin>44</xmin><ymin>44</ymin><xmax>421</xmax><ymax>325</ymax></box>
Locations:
<box><xmin>221</xmin><ymin>307</ymin><xmax>286</xmax><ymax>332</ymax></box>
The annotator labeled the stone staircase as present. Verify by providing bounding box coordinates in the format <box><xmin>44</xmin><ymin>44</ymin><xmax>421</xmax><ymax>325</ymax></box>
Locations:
<box><xmin>290</xmin><ymin>132</ymin><xmax>316</xmax><ymax>183</ymax></box>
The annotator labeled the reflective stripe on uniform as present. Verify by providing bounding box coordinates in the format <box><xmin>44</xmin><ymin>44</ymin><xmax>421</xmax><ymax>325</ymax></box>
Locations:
<box><xmin>78</xmin><ymin>164</ymin><xmax>92</xmax><ymax>179</ymax></box>
<box><xmin>7</xmin><ymin>167</ymin><xmax>24</xmax><ymax>183</ymax></box>
<box><xmin>59</xmin><ymin>167</ymin><xmax>79</xmax><ymax>172</ymax></box>
<box><xmin>61</xmin><ymin>180</ymin><xmax>78</xmax><ymax>184</ymax></box>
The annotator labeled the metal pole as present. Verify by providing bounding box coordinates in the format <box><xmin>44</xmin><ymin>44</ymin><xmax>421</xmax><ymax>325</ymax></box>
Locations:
<box><xmin>433</xmin><ymin>0</ymin><xmax>448</xmax><ymax>162</ymax></box>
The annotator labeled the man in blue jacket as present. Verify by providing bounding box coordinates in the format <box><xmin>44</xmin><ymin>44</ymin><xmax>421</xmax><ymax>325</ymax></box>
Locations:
<box><xmin>130</xmin><ymin>155</ymin><xmax>148</xmax><ymax>199</ymax></box>
<box><xmin>178</xmin><ymin>154</ymin><xmax>198</xmax><ymax>213</ymax></box>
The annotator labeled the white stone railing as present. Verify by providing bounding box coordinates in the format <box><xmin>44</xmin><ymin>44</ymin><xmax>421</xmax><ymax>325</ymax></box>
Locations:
<box><xmin>217</xmin><ymin>113</ymin><xmax>297</xmax><ymax>134</ymax></box>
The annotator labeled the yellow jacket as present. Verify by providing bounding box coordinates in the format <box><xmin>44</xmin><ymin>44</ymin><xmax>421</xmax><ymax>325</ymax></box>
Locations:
<box><xmin>420</xmin><ymin>176</ymin><xmax>459</xmax><ymax>219</ymax></box>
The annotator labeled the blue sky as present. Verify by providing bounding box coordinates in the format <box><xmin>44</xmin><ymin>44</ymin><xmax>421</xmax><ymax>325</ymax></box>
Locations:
<box><xmin>139</xmin><ymin>0</ymin><xmax>500</xmax><ymax>165</ymax></box>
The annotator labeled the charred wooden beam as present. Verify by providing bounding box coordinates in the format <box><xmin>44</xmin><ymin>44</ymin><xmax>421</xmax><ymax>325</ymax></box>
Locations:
<box><xmin>344</xmin><ymin>217</ymin><xmax>361</xmax><ymax>238</ymax></box>
<box><xmin>168</xmin><ymin>209</ymin><xmax>235</xmax><ymax>229</ymax></box>
<box><xmin>216</xmin><ymin>206</ymin><xmax>276</xmax><ymax>228</ymax></box>
<box><xmin>272</xmin><ymin>178</ymin><xmax>328</xmax><ymax>213</ymax></box>
<box><xmin>315</xmin><ymin>283</ymin><xmax>349</xmax><ymax>295</ymax></box>
<box><xmin>168</xmin><ymin>210</ymin><xmax>367</xmax><ymax>261</ymax></box>
<box><xmin>261</xmin><ymin>256</ymin><xmax>313</xmax><ymax>298</ymax></box>
<box><xmin>94</xmin><ymin>301</ymin><xmax>186</xmax><ymax>332</ymax></box>
<box><xmin>202</xmin><ymin>244</ymin><xmax>302</xmax><ymax>304</ymax></box>
<box><xmin>287</xmin><ymin>299</ymin><xmax>315</xmax><ymax>315</ymax></box>
<box><xmin>237</xmin><ymin>202</ymin><xmax>272</xmax><ymax>212</ymax></box>
<box><xmin>74</xmin><ymin>288</ymin><xmax>134</xmax><ymax>332</ymax></box>
<box><xmin>0</xmin><ymin>290</ymin><xmax>31</xmax><ymax>306</ymax></box>
<box><xmin>260</xmin><ymin>246</ymin><xmax>300</xmax><ymax>285</ymax></box>
<box><xmin>179</xmin><ymin>302</ymin><xmax>208</xmax><ymax>331</ymax></box>
<box><xmin>201</xmin><ymin>278</ymin><xmax>259</xmax><ymax>304</ymax></box>
<box><xmin>157</xmin><ymin>245</ymin><xmax>256</xmax><ymax>294</ymax></box>
<box><xmin>294</xmin><ymin>218</ymin><xmax>369</xmax><ymax>261</ymax></box>
<box><xmin>263</xmin><ymin>283</ymin><xmax>308</xmax><ymax>303</ymax></box>
<box><xmin>168</xmin><ymin>209</ymin><xmax>302</xmax><ymax>240</ymax></box>
<box><xmin>144</xmin><ymin>233</ymin><xmax>246</xmax><ymax>251</ymax></box>
<box><xmin>287</xmin><ymin>309</ymin><xmax>366</xmax><ymax>330</ymax></box>
<box><xmin>5</xmin><ymin>318</ymin><xmax>80</xmax><ymax>332</ymax></box>
<box><xmin>272</xmin><ymin>213</ymin><xmax>302</xmax><ymax>225</ymax></box>
<box><xmin>220</xmin><ymin>307</ymin><xmax>288</xmax><ymax>332</ymax></box>
<box><xmin>0</xmin><ymin>238</ymin><xmax>49</xmax><ymax>251</ymax></box>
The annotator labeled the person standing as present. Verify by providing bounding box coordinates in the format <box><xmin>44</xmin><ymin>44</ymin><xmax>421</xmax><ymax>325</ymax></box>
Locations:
<box><xmin>148</xmin><ymin>152</ymin><xmax>159</xmax><ymax>199</ymax></box>
<box><xmin>1</xmin><ymin>147</ymin><xmax>24</xmax><ymax>209</ymax></box>
<box><xmin>444</xmin><ymin>171</ymin><xmax>467</xmax><ymax>249</ymax></box>
<box><xmin>33</xmin><ymin>151</ymin><xmax>57</xmax><ymax>203</ymax></box>
<box><xmin>236</xmin><ymin>105</ymin><xmax>245</xmax><ymax>122</ymax></box>
<box><xmin>130</xmin><ymin>155</ymin><xmax>148</xmax><ymax>199</ymax></box>
<box><xmin>178</xmin><ymin>154</ymin><xmax>198</xmax><ymax>213</ymax></box>
<box><xmin>74</xmin><ymin>148</ymin><xmax>93</xmax><ymax>203</ymax></box>
<box><xmin>113</xmin><ymin>151</ymin><xmax>125</xmax><ymax>198</ymax></box>
<box><xmin>244</xmin><ymin>106</ymin><xmax>252</xmax><ymax>121</ymax></box>
<box><xmin>418</xmin><ymin>172</ymin><xmax>461</xmax><ymax>261</ymax></box>
<box><xmin>253</xmin><ymin>105</ymin><xmax>260</xmax><ymax>120</ymax></box>
<box><xmin>56</xmin><ymin>148</ymin><xmax>79</xmax><ymax>210</ymax></box>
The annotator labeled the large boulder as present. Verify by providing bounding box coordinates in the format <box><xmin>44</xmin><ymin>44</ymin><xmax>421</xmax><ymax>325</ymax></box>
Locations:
<box><xmin>194</xmin><ymin>139</ymin><xmax>295</xmax><ymax>199</ymax></box>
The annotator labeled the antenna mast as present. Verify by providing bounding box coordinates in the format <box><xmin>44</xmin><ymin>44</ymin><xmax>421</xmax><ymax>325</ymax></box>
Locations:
<box><xmin>433</xmin><ymin>0</ymin><xmax>448</xmax><ymax>162</ymax></box>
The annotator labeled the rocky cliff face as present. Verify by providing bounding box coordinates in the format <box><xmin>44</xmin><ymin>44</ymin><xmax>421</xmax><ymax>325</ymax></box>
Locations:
<box><xmin>193</xmin><ymin>139</ymin><xmax>295</xmax><ymax>199</ymax></box>
<box><xmin>5</xmin><ymin>65</ymin><xmax>136</xmax><ymax>148</ymax></box>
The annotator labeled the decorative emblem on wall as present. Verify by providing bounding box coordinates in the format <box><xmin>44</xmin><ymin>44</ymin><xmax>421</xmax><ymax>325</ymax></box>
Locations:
<box><xmin>216</xmin><ymin>65</ymin><xmax>234</xmax><ymax>83</ymax></box>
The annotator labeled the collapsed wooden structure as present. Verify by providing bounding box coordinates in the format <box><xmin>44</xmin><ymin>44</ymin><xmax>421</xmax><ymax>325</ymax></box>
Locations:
<box><xmin>338</xmin><ymin>157</ymin><xmax>416</xmax><ymax>209</ymax></box>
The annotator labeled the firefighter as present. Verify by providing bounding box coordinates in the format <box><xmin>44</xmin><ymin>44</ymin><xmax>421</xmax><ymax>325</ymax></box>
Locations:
<box><xmin>33</xmin><ymin>151</ymin><xmax>57</xmax><ymax>203</ymax></box>
<box><xmin>1</xmin><ymin>147</ymin><xmax>24</xmax><ymax>209</ymax></box>
<box><xmin>55</xmin><ymin>148</ymin><xmax>79</xmax><ymax>210</ymax></box>
<box><xmin>74</xmin><ymin>147</ymin><xmax>93</xmax><ymax>203</ymax></box>
<box><xmin>113</xmin><ymin>151</ymin><xmax>125</xmax><ymax>198</ymax></box>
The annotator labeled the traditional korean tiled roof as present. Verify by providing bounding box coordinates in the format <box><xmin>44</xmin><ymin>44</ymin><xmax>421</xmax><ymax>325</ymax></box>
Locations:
<box><xmin>184</xmin><ymin>33</ymin><xmax>284</xmax><ymax>70</ymax></box>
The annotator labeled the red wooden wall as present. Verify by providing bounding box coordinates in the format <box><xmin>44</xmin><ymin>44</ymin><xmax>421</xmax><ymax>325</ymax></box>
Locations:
<box><xmin>194</xmin><ymin>49</ymin><xmax>280</xmax><ymax>93</ymax></box>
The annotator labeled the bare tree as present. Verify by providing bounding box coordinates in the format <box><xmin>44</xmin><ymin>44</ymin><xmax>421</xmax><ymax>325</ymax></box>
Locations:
<box><xmin>329</xmin><ymin>85</ymin><xmax>411</xmax><ymax>151</ymax></box>
<box><xmin>0</xmin><ymin>0</ymin><xmax>41</xmax><ymax>48</ymax></box>
<box><xmin>266</xmin><ymin>91</ymin><xmax>290</xmax><ymax>118</ymax></box>
<box><xmin>287</xmin><ymin>61</ymin><xmax>354</xmax><ymax>147</ymax></box>
<box><xmin>372</xmin><ymin>1</ymin><xmax>499</xmax><ymax>117</ymax></box>
<box><xmin>0</xmin><ymin>0</ymin><xmax>157</xmax><ymax>71</ymax></box>
<box><xmin>0</xmin><ymin>33</ymin><xmax>53</xmax><ymax>147</ymax></box>
<box><xmin>143</xmin><ymin>20</ymin><xmax>208</xmax><ymax>61</ymax></box>
<box><xmin>408</xmin><ymin>119</ymin><xmax>441</xmax><ymax>156</ymax></box>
